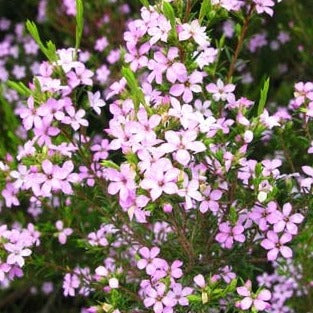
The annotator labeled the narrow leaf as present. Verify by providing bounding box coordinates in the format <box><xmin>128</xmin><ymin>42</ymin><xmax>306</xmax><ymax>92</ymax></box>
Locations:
<box><xmin>101</xmin><ymin>160</ymin><xmax>120</xmax><ymax>170</ymax></box>
<box><xmin>7</xmin><ymin>81</ymin><xmax>31</xmax><ymax>97</ymax></box>
<box><xmin>258</xmin><ymin>78</ymin><xmax>270</xmax><ymax>115</ymax></box>
<box><xmin>26</xmin><ymin>20</ymin><xmax>57</xmax><ymax>62</ymax></box>
<box><xmin>139</xmin><ymin>0</ymin><xmax>149</xmax><ymax>7</ymax></box>
<box><xmin>121</xmin><ymin>67</ymin><xmax>146</xmax><ymax>112</ymax></box>
<box><xmin>199</xmin><ymin>0</ymin><xmax>210</xmax><ymax>24</ymax></box>
<box><xmin>75</xmin><ymin>0</ymin><xmax>84</xmax><ymax>53</ymax></box>
<box><xmin>163</xmin><ymin>2</ymin><xmax>176</xmax><ymax>28</ymax></box>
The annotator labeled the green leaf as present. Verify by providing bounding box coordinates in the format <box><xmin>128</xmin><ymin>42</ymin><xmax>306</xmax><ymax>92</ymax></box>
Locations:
<box><xmin>26</xmin><ymin>20</ymin><xmax>43</xmax><ymax>48</ymax></box>
<box><xmin>46</xmin><ymin>40</ymin><xmax>57</xmax><ymax>60</ymax></box>
<box><xmin>227</xmin><ymin>278</ymin><xmax>237</xmax><ymax>292</ymax></box>
<box><xmin>121</xmin><ymin>66</ymin><xmax>148</xmax><ymax>113</ymax></box>
<box><xmin>101</xmin><ymin>160</ymin><xmax>120</xmax><ymax>170</ymax></box>
<box><xmin>163</xmin><ymin>2</ymin><xmax>177</xmax><ymax>40</ymax></box>
<box><xmin>7</xmin><ymin>81</ymin><xmax>31</xmax><ymax>97</ymax></box>
<box><xmin>187</xmin><ymin>294</ymin><xmax>202</xmax><ymax>303</ymax></box>
<box><xmin>26</xmin><ymin>20</ymin><xmax>57</xmax><ymax>62</ymax></box>
<box><xmin>121</xmin><ymin>67</ymin><xmax>139</xmax><ymax>93</ymax></box>
<box><xmin>255</xmin><ymin>163</ymin><xmax>263</xmax><ymax>177</ymax></box>
<box><xmin>139</xmin><ymin>0</ymin><xmax>149</xmax><ymax>7</ymax></box>
<box><xmin>163</xmin><ymin>2</ymin><xmax>176</xmax><ymax>28</ymax></box>
<box><xmin>75</xmin><ymin>0</ymin><xmax>84</xmax><ymax>54</ymax></box>
<box><xmin>258</xmin><ymin>77</ymin><xmax>270</xmax><ymax>116</ymax></box>
<box><xmin>199</xmin><ymin>0</ymin><xmax>211</xmax><ymax>24</ymax></box>
<box><xmin>229</xmin><ymin>206</ymin><xmax>238</xmax><ymax>224</ymax></box>
<box><xmin>0</xmin><ymin>89</ymin><xmax>19</xmax><ymax>156</ymax></box>
<box><xmin>0</xmin><ymin>95</ymin><xmax>18</xmax><ymax>129</ymax></box>
<box><xmin>125</xmin><ymin>153</ymin><xmax>139</xmax><ymax>165</ymax></box>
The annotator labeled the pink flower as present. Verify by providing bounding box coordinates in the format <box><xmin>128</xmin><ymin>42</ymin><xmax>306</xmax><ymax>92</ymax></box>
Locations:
<box><xmin>94</xmin><ymin>36</ymin><xmax>108</xmax><ymax>52</ymax></box>
<box><xmin>177</xmin><ymin>177</ymin><xmax>203</xmax><ymax>210</ymax></box>
<box><xmin>109</xmin><ymin>277</ymin><xmax>119</xmax><ymax>289</ymax></box>
<box><xmin>125</xmin><ymin>42</ymin><xmax>149</xmax><ymax>71</ymax></box>
<box><xmin>137</xmin><ymin>247</ymin><xmax>163</xmax><ymax>275</ymax></box>
<box><xmin>63</xmin><ymin>273</ymin><xmax>80</xmax><ymax>297</ymax></box>
<box><xmin>294</xmin><ymin>81</ymin><xmax>313</xmax><ymax>106</ymax></box>
<box><xmin>236</xmin><ymin>280</ymin><xmax>271</xmax><ymax>311</ymax></box>
<box><xmin>270</xmin><ymin>203</ymin><xmax>304</xmax><ymax>235</ymax></box>
<box><xmin>219</xmin><ymin>266</ymin><xmax>236</xmax><ymax>283</ymax></box>
<box><xmin>88</xmin><ymin>91</ymin><xmax>106</xmax><ymax>115</ymax></box>
<box><xmin>262</xmin><ymin>159</ymin><xmax>282</xmax><ymax>177</ymax></box>
<box><xmin>56</xmin><ymin>48</ymin><xmax>78</xmax><ymax>71</ymax></box>
<box><xmin>148</xmin><ymin>15</ymin><xmax>171</xmax><ymax>45</ymax></box>
<box><xmin>144</xmin><ymin>283</ymin><xmax>174</xmax><ymax>313</ymax></box>
<box><xmin>1</xmin><ymin>183</ymin><xmax>20</xmax><ymax>207</ymax></box>
<box><xmin>199</xmin><ymin>187</ymin><xmax>222</xmax><ymax>213</ymax></box>
<box><xmin>33</xmin><ymin>118</ymin><xmax>60</xmax><ymax>146</ymax></box>
<box><xmin>215</xmin><ymin>222</ymin><xmax>245</xmax><ymax>249</ymax></box>
<box><xmin>96</xmin><ymin>64</ymin><xmax>110</xmax><ymax>84</ymax></box>
<box><xmin>178</xmin><ymin>20</ymin><xmax>208</xmax><ymax>47</ymax></box>
<box><xmin>301</xmin><ymin>165</ymin><xmax>313</xmax><ymax>189</ymax></box>
<box><xmin>206</xmin><ymin>79</ymin><xmax>235</xmax><ymax>102</ymax></box>
<box><xmin>153</xmin><ymin>260</ymin><xmax>183</xmax><ymax>280</ymax></box>
<box><xmin>128</xmin><ymin>108</ymin><xmax>161</xmax><ymax>143</ymax></box>
<box><xmin>10</xmin><ymin>165</ymin><xmax>29</xmax><ymax>190</ymax></box>
<box><xmin>91</xmin><ymin>139</ymin><xmax>110</xmax><ymax>161</ymax></box>
<box><xmin>62</xmin><ymin>106</ymin><xmax>89</xmax><ymax>131</ymax></box>
<box><xmin>253</xmin><ymin>0</ymin><xmax>275</xmax><ymax>17</ymax></box>
<box><xmin>67</xmin><ymin>64</ymin><xmax>93</xmax><ymax>88</ymax></box>
<box><xmin>106</xmin><ymin>77</ymin><xmax>126</xmax><ymax>100</ymax></box>
<box><xmin>148</xmin><ymin>48</ymin><xmax>187</xmax><ymax>84</ymax></box>
<box><xmin>36</xmin><ymin>160</ymin><xmax>77</xmax><ymax>196</ymax></box>
<box><xmin>19</xmin><ymin>96</ymin><xmax>42</xmax><ymax>130</ymax></box>
<box><xmin>169</xmin><ymin>71</ymin><xmax>203</xmax><ymax>103</ymax></box>
<box><xmin>193</xmin><ymin>274</ymin><xmax>206</xmax><ymax>288</ymax></box>
<box><xmin>163</xmin><ymin>283</ymin><xmax>192</xmax><ymax>307</ymax></box>
<box><xmin>5</xmin><ymin>243</ymin><xmax>32</xmax><ymax>267</ymax></box>
<box><xmin>160</xmin><ymin>130</ymin><xmax>206</xmax><ymax>165</ymax></box>
<box><xmin>194</xmin><ymin>99</ymin><xmax>212</xmax><ymax>117</ymax></box>
<box><xmin>107</xmin><ymin>164</ymin><xmax>136</xmax><ymax>202</ymax></box>
<box><xmin>56</xmin><ymin>220</ymin><xmax>73</xmax><ymax>245</ymax></box>
<box><xmin>140</xmin><ymin>165</ymin><xmax>179</xmax><ymax>200</ymax></box>
<box><xmin>37</xmin><ymin>98</ymin><xmax>66</xmax><ymax>123</ymax></box>
<box><xmin>260</xmin><ymin>109</ymin><xmax>280</xmax><ymax>129</ymax></box>
<box><xmin>195</xmin><ymin>47</ymin><xmax>218</xmax><ymax>69</ymax></box>
<box><xmin>249</xmin><ymin>202</ymin><xmax>280</xmax><ymax>231</ymax></box>
<box><xmin>261</xmin><ymin>231</ymin><xmax>293</xmax><ymax>261</ymax></box>
<box><xmin>87</xmin><ymin>227</ymin><xmax>109</xmax><ymax>247</ymax></box>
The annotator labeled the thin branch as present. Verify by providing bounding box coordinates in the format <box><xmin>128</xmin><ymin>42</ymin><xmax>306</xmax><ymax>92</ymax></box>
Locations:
<box><xmin>227</xmin><ymin>5</ymin><xmax>255</xmax><ymax>82</ymax></box>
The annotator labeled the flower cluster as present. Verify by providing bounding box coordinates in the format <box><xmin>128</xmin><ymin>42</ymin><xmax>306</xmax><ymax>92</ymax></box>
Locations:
<box><xmin>0</xmin><ymin>224</ymin><xmax>39</xmax><ymax>286</ymax></box>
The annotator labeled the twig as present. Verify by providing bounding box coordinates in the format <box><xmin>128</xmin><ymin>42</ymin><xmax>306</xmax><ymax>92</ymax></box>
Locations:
<box><xmin>0</xmin><ymin>286</ymin><xmax>30</xmax><ymax>309</ymax></box>
<box><xmin>184</xmin><ymin>0</ymin><xmax>192</xmax><ymax>22</ymax></box>
<box><xmin>227</xmin><ymin>5</ymin><xmax>255</xmax><ymax>82</ymax></box>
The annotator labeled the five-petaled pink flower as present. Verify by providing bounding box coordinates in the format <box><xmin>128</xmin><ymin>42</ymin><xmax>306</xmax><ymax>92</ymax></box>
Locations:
<box><xmin>137</xmin><ymin>247</ymin><xmax>164</xmax><ymax>276</ymax></box>
<box><xmin>215</xmin><ymin>222</ymin><xmax>245</xmax><ymax>249</ymax></box>
<box><xmin>170</xmin><ymin>71</ymin><xmax>204</xmax><ymax>103</ymax></box>
<box><xmin>270</xmin><ymin>203</ymin><xmax>304</xmax><ymax>235</ymax></box>
<box><xmin>206</xmin><ymin>79</ymin><xmax>235</xmax><ymax>102</ymax></box>
<box><xmin>107</xmin><ymin>164</ymin><xmax>136</xmax><ymax>202</ymax></box>
<box><xmin>236</xmin><ymin>280</ymin><xmax>271</xmax><ymax>311</ymax></box>
<box><xmin>160</xmin><ymin>130</ymin><xmax>206</xmax><ymax>166</ymax></box>
<box><xmin>88</xmin><ymin>91</ymin><xmax>106</xmax><ymax>115</ymax></box>
<box><xmin>261</xmin><ymin>231</ymin><xmax>293</xmax><ymax>261</ymax></box>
